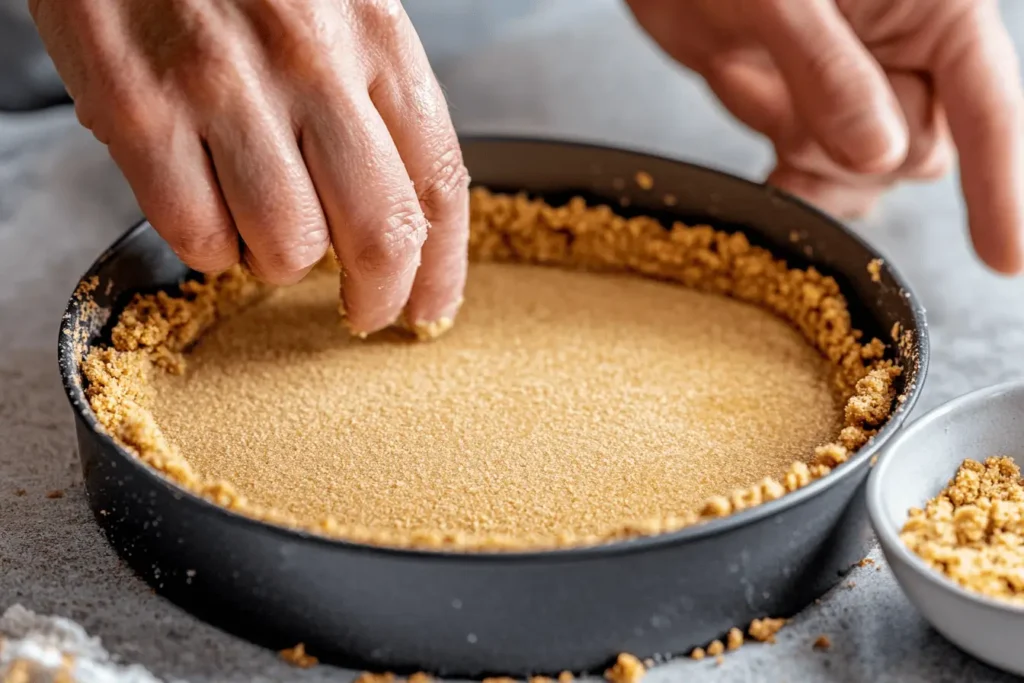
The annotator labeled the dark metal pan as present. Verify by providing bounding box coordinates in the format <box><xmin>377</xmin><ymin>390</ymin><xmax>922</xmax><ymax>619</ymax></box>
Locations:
<box><xmin>57</xmin><ymin>138</ymin><xmax>929</xmax><ymax>678</ymax></box>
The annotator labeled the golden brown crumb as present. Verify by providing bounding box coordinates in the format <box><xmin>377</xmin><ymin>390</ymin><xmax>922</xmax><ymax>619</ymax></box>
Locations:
<box><xmin>901</xmin><ymin>456</ymin><xmax>1024</xmax><ymax>603</ymax></box>
<box><xmin>3</xmin><ymin>659</ymin><xmax>32</xmax><ymax>683</ymax></box>
<box><xmin>558</xmin><ymin>671</ymin><xmax>574</xmax><ymax>683</ymax></box>
<box><xmin>689</xmin><ymin>647</ymin><xmax>706</xmax><ymax>661</ymax></box>
<box><xmin>605</xmin><ymin>653</ymin><xmax>645</xmax><ymax>683</ymax></box>
<box><xmin>482</xmin><ymin>678</ymin><xmax>517</xmax><ymax>683</ymax></box>
<box><xmin>635</xmin><ymin>171</ymin><xmax>654</xmax><ymax>190</ymax></box>
<box><xmin>80</xmin><ymin>190</ymin><xmax>900</xmax><ymax>551</ymax></box>
<box><xmin>407</xmin><ymin>674</ymin><xmax>432</xmax><ymax>683</ymax></box>
<box><xmin>748</xmin><ymin>617</ymin><xmax>787</xmax><ymax>643</ymax></box>
<box><xmin>867</xmin><ymin>258</ymin><xmax>883</xmax><ymax>283</ymax></box>
<box><xmin>706</xmin><ymin>640</ymin><xmax>725</xmax><ymax>657</ymax></box>
<box><xmin>813</xmin><ymin>635</ymin><xmax>831</xmax><ymax>651</ymax></box>
<box><xmin>278</xmin><ymin>643</ymin><xmax>318</xmax><ymax>669</ymax></box>
<box><xmin>45</xmin><ymin>490</ymin><xmax>64</xmax><ymax>499</ymax></box>
<box><xmin>726</xmin><ymin>627</ymin><xmax>744</xmax><ymax>651</ymax></box>
<box><xmin>715</xmin><ymin>655</ymin><xmax>724</xmax><ymax>666</ymax></box>
<box><xmin>14</xmin><ymin>489</ymin><xmax>25</xmax><ymax>497</ymax></box>
<box><xmin>354</xmin><ymin>673</ymin><xmax>396</xmax><ymax>683</ymax></box>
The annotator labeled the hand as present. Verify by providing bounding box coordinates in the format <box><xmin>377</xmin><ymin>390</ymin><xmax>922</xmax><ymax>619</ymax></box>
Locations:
<box><xmin>626</xmin><ymin>0</ymin><xmax>1024</xmax><ymax>274</ymax></box>
<box><xmin>30</xmin><ymin>0</ymin><xmax>469</xmax><ymax>334</ymax></box>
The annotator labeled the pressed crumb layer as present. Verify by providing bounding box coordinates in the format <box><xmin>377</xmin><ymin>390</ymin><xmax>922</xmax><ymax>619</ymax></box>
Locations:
<box><xmin>81</xmin><ymin>188</ymin><xmax>901</xmax><ymax>551</ymax></box>
<box><xmin>901</xmin><ymin>456</ymin><xmax>1024</xmax><ymax>603</ymax></box>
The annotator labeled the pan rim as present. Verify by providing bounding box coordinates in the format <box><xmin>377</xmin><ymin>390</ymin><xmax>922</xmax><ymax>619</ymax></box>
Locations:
<box><xmin>57</xmin><ymin>135</ymin><xmax>930</xmax><ymax>563</ymax></box>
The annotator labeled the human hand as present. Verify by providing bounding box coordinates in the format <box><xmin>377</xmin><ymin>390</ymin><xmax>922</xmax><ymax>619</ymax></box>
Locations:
<box><xmin>626</xmin><ymin>0</ymin><xmax>1024</xmax><ymax>273</ymax></box>
<box><xmin>30</xmin><ymin>0</ymin><xmax>469</xmax><ymax>334</ymax></box>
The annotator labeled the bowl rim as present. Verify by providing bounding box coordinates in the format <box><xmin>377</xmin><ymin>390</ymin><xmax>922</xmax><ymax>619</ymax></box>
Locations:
<box><xmin>867</xmin><ymin>379</ymin><xmax>1024</xmax><ymax>616</ymax></box>
<box><xmin>58</xmin><ymin>134</ymin><xmax>931</xmax><ymax>563</ymax></box>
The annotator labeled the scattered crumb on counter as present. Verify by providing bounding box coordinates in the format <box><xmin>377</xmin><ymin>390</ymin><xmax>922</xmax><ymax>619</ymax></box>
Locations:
<box><xmin>867</xmin><ymin>259</ymin><xmax>883</xmax><ymax>283</ymax></box>
<box><xmin>748</xmin><ymin>617</ymin><xmax>787</xmax><ymax>643</ymax></box>
<box><xmin>278</xmin><ymin>643</ymin><xmax>318</xmax><ymax>669</ymax></box>
<box><xmin>706</xmin><ymin>640</ymin><xmax>725</xmax><ymax>657</ymax></box>
<box><xmin>847</xmin><ymin>581</ymin><xmax>857</xmax><ymax>589</ymax></box>
<box><xmin>857</xmin><ymin>557</ymin><xmax>874</xmax><ymax>567</ymax></box>
<box><xmin>726</xmin><ymin>627</ymin><xmax>743</xmax><ymax>651</ymax></box>
<box><xmin>14</xmin><ymin>489</ymin><xmax>25</xmax><ymax>497</ymax></box>
<box><xmin>605</xmin><ymin>653</ymin><xmax>645</xmax><ymax>683</ymax></box>
<box><xmin>663</xmin><ymin>193</ymin><xmax>677</xmax><ymax>206</ymax></box>
<box><xmin>635</xmin><ymin>172</ymin><xmax>654</xmax><ymax>190</ymax></box>
<box><xmin>558</xmin><ymin>671</ymin><xmax>574</xmax><ymax>683</ymax></box>
<box><xmin>690</xmin><ymin>647</ymin><xmax>706</xmax><ymax>661</ymax></box>
<box><xmin>45</xmin><ymin>490</ymin><xmax>63</xmax><ymax>500</ymax></box>
<box><xmin>901</xmin><ymin>456</ymin><xmax>1024</xmax><ymax>603</ymax></box>
<box><xmin>813</xmin><ymin>635</ymin><xmax>831</xmax><ymax>651</ymax></box>
<box><xmin>715</xmin><ymin>655</ymin><xmax>724</xmax><ymax>666</ymax></box>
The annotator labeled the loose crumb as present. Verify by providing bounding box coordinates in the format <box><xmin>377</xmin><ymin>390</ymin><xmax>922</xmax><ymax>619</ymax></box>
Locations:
<box><xmin>45</xmin><ymin>490</ymin><xmax>64</xmax><ymax>500</ymax></box>
<box><xmin>715</xmin><ymin>655</ymin><xmax>724</xmax><ymax>666</ymax></box>
<box><xmin>558</xmin><ymin>672</ymin><xmax>574</xmax><ymax>683</ymax></box>
<box><xmin>813</xmin><ymin>635</ymin><xmax>831</xmax><ymax>651</ymax></box>
<box><xmin>635</xmin><ymin>171</ymin><xmax>654</xmax><ymax>190</ymax></box>
<box><xmin>901</xmin><ymin>456</ymin><xmax>1024</xmax><ymax>603</ymax></box>
<box><xmin>663</xmin><ymin>193</ymin><xmax>677</xmax><ymax>206</ymax></box>
<box><xmin>706</xmin><ymin>640</ymin><xmax>724</xmax><ymax>657</ymax></box>
<box><xmin>846</xmin><ymin>581</ymin><xmax>856</xmax><ymax>589</ymax></box>
<box><xmin>689</xmin><ymin>647</ymin><xmax>706</xmax><ymax>661</ymax></box>
<box><xmin>726</xmin><ymin>627</ymin><xmax>743</xmax><ymax>651</ymax></box>
<box><xmin>748</xmin><ymin>617</ymin><xmax>786</xmax><ymax>643</ymax></box>
<box><xmin>867</xmin><ymin>258</ymin><xmax>883</xmax><ymax>283</ymax></box>
<box><xmin>605</xmin><ymin>653</ymin><xmax>645</xmax><ymax>683</ymax></box>
<box><xmin>857</xmin><ymin>557</ymin><xmax>874</xmax><ymax>567</ymax></box>
<box><xmin>278</xmin><ymin>643</ymin><xmax>318</xmax><ymax>668</ymax></box>
<box><xmin>14</xmin><ymin>489</ymin><xmax>26</xmax><ymax>497</ymax></box>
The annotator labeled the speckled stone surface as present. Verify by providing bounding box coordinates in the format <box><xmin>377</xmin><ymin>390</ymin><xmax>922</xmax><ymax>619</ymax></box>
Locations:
<box><xmin>3</xmin><ymin>1</ymin><xmax>1024</xmax><ymax>681</ymax></box>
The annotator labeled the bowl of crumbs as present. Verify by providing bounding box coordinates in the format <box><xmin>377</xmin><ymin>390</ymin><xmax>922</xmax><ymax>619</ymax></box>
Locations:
<box><xmin>59</xmin><ymin>137</ymin><xmax>928</xmax><ymax>677</ymax></box>
<box><xmin>868</xmin><ymin>381</ymin><xmax>1024</xmax><ymax>676</ymax></box>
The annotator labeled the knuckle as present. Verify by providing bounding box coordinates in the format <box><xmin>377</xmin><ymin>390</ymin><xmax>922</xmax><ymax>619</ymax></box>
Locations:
<box><xmin>252</xmin><ymin>227</ymin><xmax>330</xmax><ymax>282</ymax></box>
<box><xmin>355</xmin><ymin>0</ymin><xmax>406</xmax><ymax>43</ymax></box>
<box><xmin>353</xmin><ymin>202</ymin><xmax>427</xmax><ymax>278</ymax></box>
<box><xmin>171</xmin><ymin>228</ymin><xmax>238</xmax><ymax>271</ymax></box>
<box><xmin>416</xmin><ymin>146</ymin><xmax>471</xmax><ymax>219</ymax></box>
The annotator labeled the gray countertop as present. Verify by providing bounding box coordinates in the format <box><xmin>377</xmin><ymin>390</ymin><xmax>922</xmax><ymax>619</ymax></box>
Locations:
<box><xmin>2</xmin><ymin>1</ymin><xmax>1023</xmax><ymax>681</ymax></box>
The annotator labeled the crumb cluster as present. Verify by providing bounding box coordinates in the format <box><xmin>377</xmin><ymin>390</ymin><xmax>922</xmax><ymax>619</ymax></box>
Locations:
<box><xmin>901</xmin><ymin>456</ymin><xmax>1024</xmax><ymax>603</ymax></box>
<box><xmin>80</xmin><ymin>189</ymin><xmax>901</xmax><ymax>551</ymax></box>
<box><xmin>689</xmin><ymin>618</ymin><xmax>785</xmax><ymax>661</ymax></box>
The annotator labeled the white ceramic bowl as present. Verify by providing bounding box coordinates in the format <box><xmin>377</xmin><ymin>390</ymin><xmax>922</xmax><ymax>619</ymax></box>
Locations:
<box><xmin>868</xmin><ymin>381</ymin><xmax>1024</xmax><ymax>676</ymax></box>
